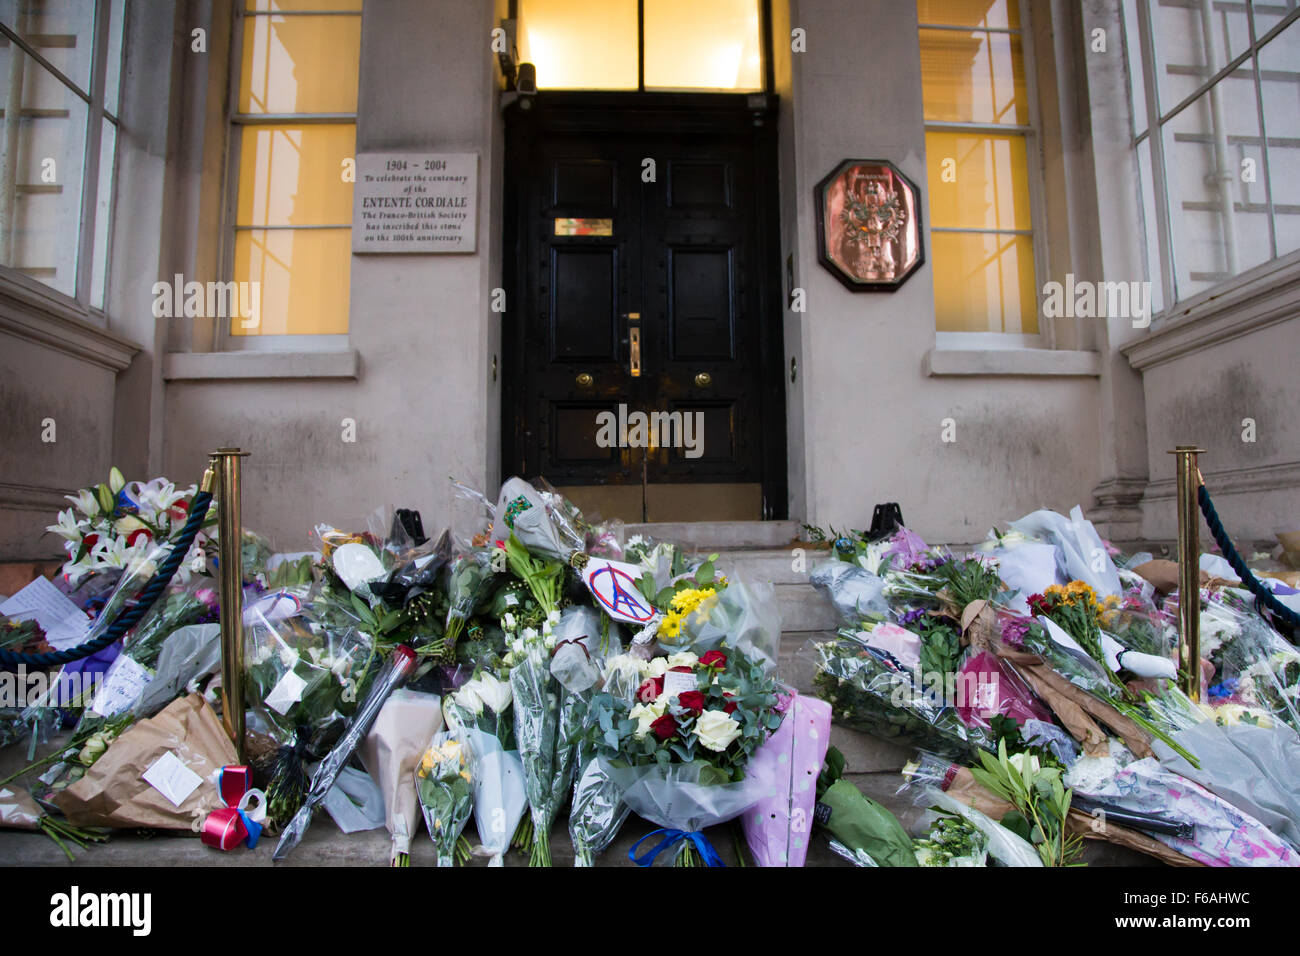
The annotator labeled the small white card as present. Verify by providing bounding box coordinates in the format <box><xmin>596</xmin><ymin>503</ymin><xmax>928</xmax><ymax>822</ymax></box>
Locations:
<box><xmin>91</xmin><ymin>654</ymin><xmax>154</xmax><ymax>717</ymax></box>
<box><xmin>265</xmin><ymin>669</ymin><xmax>308</xmax><ymax>715</ymax></box>
<box><xmin>663</xmin><ymin>669</ymin><xmax>697</xmax><ymax>699</ymax></box>
<box><xmin>141</xmin><ymin>751</ymin><xmax>203</xmax><ymax>808</ymax></box>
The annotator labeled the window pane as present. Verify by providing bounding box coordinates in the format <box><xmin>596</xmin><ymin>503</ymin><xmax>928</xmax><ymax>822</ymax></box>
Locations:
<box><xmin>1162</xmin><ymin>81</ymin><xmax>1272</xmax><ymax>302</ymax></box>
<box><xmin>0</xmin><ymin>50</ymin><xmax>87</xmax><ymax>297</ymax></box>
<box><xmin>1259</xmin><ymin>21</ymin><xmax>1300</xmax><ymax>257</ymax></box>
<box><xmin>919</xmin><ymin>27</ymin><xmax>1027</xmax><ymax>125</ymax></box>
<box><xmin>236</xmin><ymin>124</ymin><xmax>354</xmax><ymax>226</ymax></box>
<box><xmin>90</xmin><ymin>118</ymin><xmax>115</xmax><ymax>309</ymax></box>
<box><xmin>238</xmin><ymin>13</ymin><xmax>361</xmax><ymax>113</ymax></box>
<box><xmin>1151</xmin><ymin>0</ymin><xmax>1253</xmax><ymax>117</ymax></box>
<box><xmin>1135</xmin><ymin>137</ymin><xmax>1164</xmax><ymax>315</ymax></box>
<box><xmin>519</xmin><ymin>0</ymin><xmax>638</xmax><ymax>90</ymax></box>
<box><xmin>644</xmin><ymin>0</ymin><xmax>762</xmax><ymax>92</ymax></box>
<box><xmin>917</xmin><ymin>0</ymin><xmax>1019</xmax><ymax>30</ymax></box>
<box><xmin>1120</xmin><ymin>0</ymin><xmax>1147</xmax><ymax>134</ymax></box>
<box><xmin>0</xmin><ymin>0</ymin><xmax>95</xmax><ymax>93</ymax></box>
<box><xmin>103</xmin><ymin>0</ymin><xmax>125</xmax><ymax>114</ymax></box>
<box><xmin>925</xmin><ymin>130</ymin><xmax>1031</xmax><ymax>230</ymax></box>
<box><xmin>931</xmin><ymin>232</ymin><xmax>1037</xmax><ymax>333</ymax></box>
<box><xmin>232</xmin><ymin>228</ymin><xmax>351</xmax><ymax>335</ymax></box>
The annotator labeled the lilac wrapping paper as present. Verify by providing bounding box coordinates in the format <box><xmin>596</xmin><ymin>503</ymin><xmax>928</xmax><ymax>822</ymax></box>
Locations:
<box><xmin>742</xmin><ymin>693</ymin><xmax>832</xmax><ymax>867</ymax></box>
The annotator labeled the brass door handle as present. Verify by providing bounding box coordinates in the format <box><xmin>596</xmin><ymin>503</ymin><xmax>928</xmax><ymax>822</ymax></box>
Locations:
<box><xmin>694</xmin><ymin>371</ymin><xmax>712</xmax><ymax>388</ymax></box>
<box><xmin>575</xmin><ymin>372</ymin><xmax>594</xmax><ymax>388</ymax></box>
<box><xmin>629</xmin><ymin>327</ymin><xmax>641</xmax><ymax>377</ymax></box>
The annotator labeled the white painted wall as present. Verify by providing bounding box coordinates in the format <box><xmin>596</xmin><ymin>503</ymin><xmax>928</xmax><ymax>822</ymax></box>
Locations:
<box><xmin>161</xmin><ymin>0</ymin><xmax>508</xmax><ymax>549</ymax></box>
<box><xmin>782</xmin><ymin>0</ymin><xmax>1102</xmax><ymax>544</ymax></box>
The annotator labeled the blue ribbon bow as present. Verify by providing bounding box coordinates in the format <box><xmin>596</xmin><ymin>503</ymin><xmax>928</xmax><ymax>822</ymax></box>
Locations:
<box><xmin>629</xmin><ymin>829</ymin><xmax>726</xmax><ymax>867</ymax></box>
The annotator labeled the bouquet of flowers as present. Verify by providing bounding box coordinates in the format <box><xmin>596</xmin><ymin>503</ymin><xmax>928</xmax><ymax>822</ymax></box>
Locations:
<box><xmin>416</xmin><ymin>730</ymin><xmax>474</xmax><ymax>866</ymax></box>
<box><xmin>587</xmin><ymin>644</ymin><xmax>781</xmax><ymax>865</ymax></box>
<box><xmin>805</xmin><ymin>622</ymin><xmax>993</xmax><ymax>760</ymax></box>
<box><xmin>506</xmin><ymin>620</ymin><xmax>580</xmax><ymax>866</ymax></box>
<box><xmin>46</xmin><ymin>467</ymin><xmax>214</xmax><ymax>587</ymax></box>
<box><xmin>568</xmin><ymin>651</ymin><xmax>641</xmax><ymax>866</ymax></box>
<box><xmin>442</xmin><ymin>671</ymin><xmax>526</xmax><ymax>866</ymax></box>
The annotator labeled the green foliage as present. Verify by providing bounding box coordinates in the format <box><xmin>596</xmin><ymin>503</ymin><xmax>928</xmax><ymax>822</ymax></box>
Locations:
<box><xmin>968</xmin><ymin>739</ymin><xmax>1085</xmax><ymax>867</ymax></box>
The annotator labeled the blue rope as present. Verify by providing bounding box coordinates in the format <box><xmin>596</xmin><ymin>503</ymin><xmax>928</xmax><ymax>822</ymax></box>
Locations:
<box><xmin>0</xmin><ymin>491</ymin><xmax>214</xmax><ymax>669</ymax></box>
<box><xmin>1197</xmin><ymin>484</ymin><xmax>1299</xmax><ymax>633</ymax></box>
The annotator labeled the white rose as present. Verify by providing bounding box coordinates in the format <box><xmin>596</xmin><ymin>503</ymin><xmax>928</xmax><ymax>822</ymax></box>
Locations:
<box><xmin>454</xmin><ymin>682</ymin><xmax>484</xmax><ymax>715</ymax></box>
<box><xmin>629</xmin><ymin>701</ymin><xmax>665</xmax><ymax>738</ymax></box>
<box><xmin>478</xmin><ymin>673</ymin><xmax>514</xmax><ymax>713</ymax></box>
<box><xmin>645</xmin><ymin>658</ymin><xmax>669</xmax><ymax>678</ymax></box>
<box><xmin>523</xmin><ymin>627</ymin><xmax>539</xmax><ymax>644</ymax></box>
<box><xmin>278</xmin><ymin>647</ymin><xmax>299</xmax><ymax>670</ymax></box>
<box><xmin>547</xmin><ymin>609</ymin><xmax>561</xmax><ymax>625</ymax></box>
<box><xmin>666</xmin><ymin>651</ymin><xmax>699</xmax><ymax>669</ymax></box>
<box><xmin>694</xmin><ymin>710</ymin><xmax>742</xmax><ymax>752</ymax></box>
<box><xmin>502</xmin><ymin>613</ymin><xmax>516</xmax><ymax>631</ymax></box>
<box><xmin>1008</xmin><ymin>752</ymin><xmax>1041</xmax><ymax>778</ymax></box>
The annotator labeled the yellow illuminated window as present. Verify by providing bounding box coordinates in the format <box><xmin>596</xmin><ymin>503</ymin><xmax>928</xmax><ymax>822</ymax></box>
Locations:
<box><xmin>519</xmin><ymin>0</ymin><xmax>763</xmax><ymax>92</ymax></box>
<box><xmin>231</xmin><ymin>5</ymin><xmax>359</xmax><ymax>336</ymax></box>
<box><xmin>920</xmin><ymin>1</ymin><xmax>1037</xmax><ymax>333</ymax></box>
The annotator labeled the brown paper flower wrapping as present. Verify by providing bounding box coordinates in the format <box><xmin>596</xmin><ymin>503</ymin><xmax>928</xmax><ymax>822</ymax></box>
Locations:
<box><xmin>54</xmin><ymin>693</ymin><xmax>237</xmax><ymax>831</ymax></box>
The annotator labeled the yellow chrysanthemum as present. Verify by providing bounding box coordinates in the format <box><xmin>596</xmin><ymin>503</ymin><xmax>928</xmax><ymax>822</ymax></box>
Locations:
<box><xmin>670</xmin><ymin>586</ymin><xmax>716</xmax><ymax>615</ymax></box>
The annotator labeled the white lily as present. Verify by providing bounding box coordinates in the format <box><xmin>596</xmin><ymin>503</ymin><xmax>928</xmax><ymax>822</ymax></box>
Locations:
<box><xmin>66</xmin><ymin>489</ymin><xmax>99</xmax><ymax>518</ymax></box>
<box><xmin>46</xmin><ymin>508</ymin><xmax>85</xmax><ymax>542</ymax></box>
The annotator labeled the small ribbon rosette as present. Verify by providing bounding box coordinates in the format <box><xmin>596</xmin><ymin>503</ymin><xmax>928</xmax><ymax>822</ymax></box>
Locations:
<box><xmin>200</xmin><ymin>766</ymin><xmax>268</xmax><ymax>851</ymax></box>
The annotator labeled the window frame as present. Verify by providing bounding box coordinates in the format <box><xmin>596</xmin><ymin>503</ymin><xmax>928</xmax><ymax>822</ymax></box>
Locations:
<box><xmin>518</xmin><ymin>0</ymin><xmax>773</xmax><ymax>94</ymax></box>
<box><xmin>919</xmin><ymin>0</ymin><xmax>1050</xmax><ymax>344</ymax></box>
<box><xmin>218</xmin><ymin>2</ymin><xmax>360</xmax><ymax>351</ymax></box>
<box><xmin>1127</xmin><ymin>0</ymin><xmax>1300</xmax><ymax>326</ymax></box>
<box><xmin>0</xmin><ymin>0</ymin><xmax>125</xmax><ymax>323</ymax></box>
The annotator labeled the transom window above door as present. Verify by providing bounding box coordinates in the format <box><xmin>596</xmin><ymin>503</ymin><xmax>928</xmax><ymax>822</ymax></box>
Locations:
<box><xmin>518</xmin><ymin>0</ymin><xmax>764</xmax><ymax>92</ymax></box>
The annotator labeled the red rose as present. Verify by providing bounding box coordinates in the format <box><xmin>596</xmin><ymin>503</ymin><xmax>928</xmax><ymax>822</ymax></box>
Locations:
<box><xmin>82</xmin><ymin>533</ymin><xmax>99</xmax><ymax>550</ymax></box>
<box><xmin>677</xmin><ymin>690</ymin><xmax>706</xmax><ymax>713</ymax></box>
<box><xmin>699</xmin><ymin>650</ymin><xmax>728</xmax><ymax>670</ymax></box>
<box><xmin>650</xmin><ymin>714</ymin><xmax>678</xmax><ymax>741</ymax></box>
<box><xmin>722</xmin><ymin>691</ymin><xmax>737</xmax><ymax>715</ymax></box>
<box><xmin>669</xmin><ymin>665</ymin><xmax>692</xmax><ymax>673</ymax></box>
<box><xmin>637</xmin><ymin>676</ymin><xmax>664</xmax><ymax>702</ymax></box>
<box><xmin>126</xmin><ymin>528</ymin><xmax>152</xmax><ymax>547</ymax></box>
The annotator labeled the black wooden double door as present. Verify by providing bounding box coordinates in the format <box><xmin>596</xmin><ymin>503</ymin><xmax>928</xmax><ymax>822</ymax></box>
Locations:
<box><xmin>504</xmin><ymin>99</ymin><xmax>783</xmax><ymax>517</ymax></box>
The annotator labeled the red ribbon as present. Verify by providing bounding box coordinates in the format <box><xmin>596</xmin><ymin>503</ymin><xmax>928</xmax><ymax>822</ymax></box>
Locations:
<box><xmin>201</xmin><ymin>765</ymin><xmax>263</xmax><ymax>851</ymax></box>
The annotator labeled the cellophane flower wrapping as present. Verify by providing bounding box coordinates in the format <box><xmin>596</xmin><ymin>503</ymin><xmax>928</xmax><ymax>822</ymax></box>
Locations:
<box><xmin>444</xmin><ymin>681</ymin><xmax>526</xmax><ymax>865</ymax></box>
<box><xmin>569</xmin><ymin>654</ymin><xmax>642</xmax><ymax>865</ymax></box>
<box><xmin>741</xmin><ymin>691</ymin><xmax>832</xmax><ymax>866</ymax></box>
<box><xmin>600</xmin><ymin>757</ymin><xmax>764</xmax><ymax>855</ymax></box>
<box><xmin>804</xmin><ymin>632</ymin><xmax>992</xmax><ymax>760</ymax></box>
<box><xmin>1192</xmin><ymin>589</ymin><xmax>1300</xmax><ymax>733</ymax></box>
<box><xmin>667</xmin><ymin>574</ymin><xmax>783</xmax><ymax>672</ymax></box>
<box><xmin>1066</xmin><ymin>751</ymin><xmax>1300</xmax><ymax>867</ymax></box>
<box><xmin>417</xmin><ymin>730</ymin><xmax>474</xmax><ymax>866</ymax></box>
<box><xmin>243</xmin><ymin>595</ymin><xmax>372</xmax><ymax>755</ymax></box>
<box><xmin>510</xmin><ymin>643</ymin><xmax>576</xmax><ymax>865</ymax></box>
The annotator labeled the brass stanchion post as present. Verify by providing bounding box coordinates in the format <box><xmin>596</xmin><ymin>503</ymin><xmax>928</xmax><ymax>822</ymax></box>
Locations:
<box><xmin>1168</xmin><ymin>445</ymin><xmax>1206</xmax><ymax>701</ymax></box>
<box><xmin>211</xmin><ymin>447</ymin><xmax>249</xmax><ymax>760</ymax></box>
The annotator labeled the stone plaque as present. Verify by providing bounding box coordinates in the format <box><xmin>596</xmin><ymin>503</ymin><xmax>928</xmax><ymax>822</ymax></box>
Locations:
<box><xmin>352</xmin><ymin>152</ymin><xmax>478</xmax><ymax>253</ymax></box>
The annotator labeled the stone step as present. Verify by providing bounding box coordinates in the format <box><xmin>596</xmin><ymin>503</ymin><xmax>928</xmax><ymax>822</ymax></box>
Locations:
<box><xmin>624</xmin><ymin>520</ymin><xmax>802</xmax><ymax>550</ymax></box>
